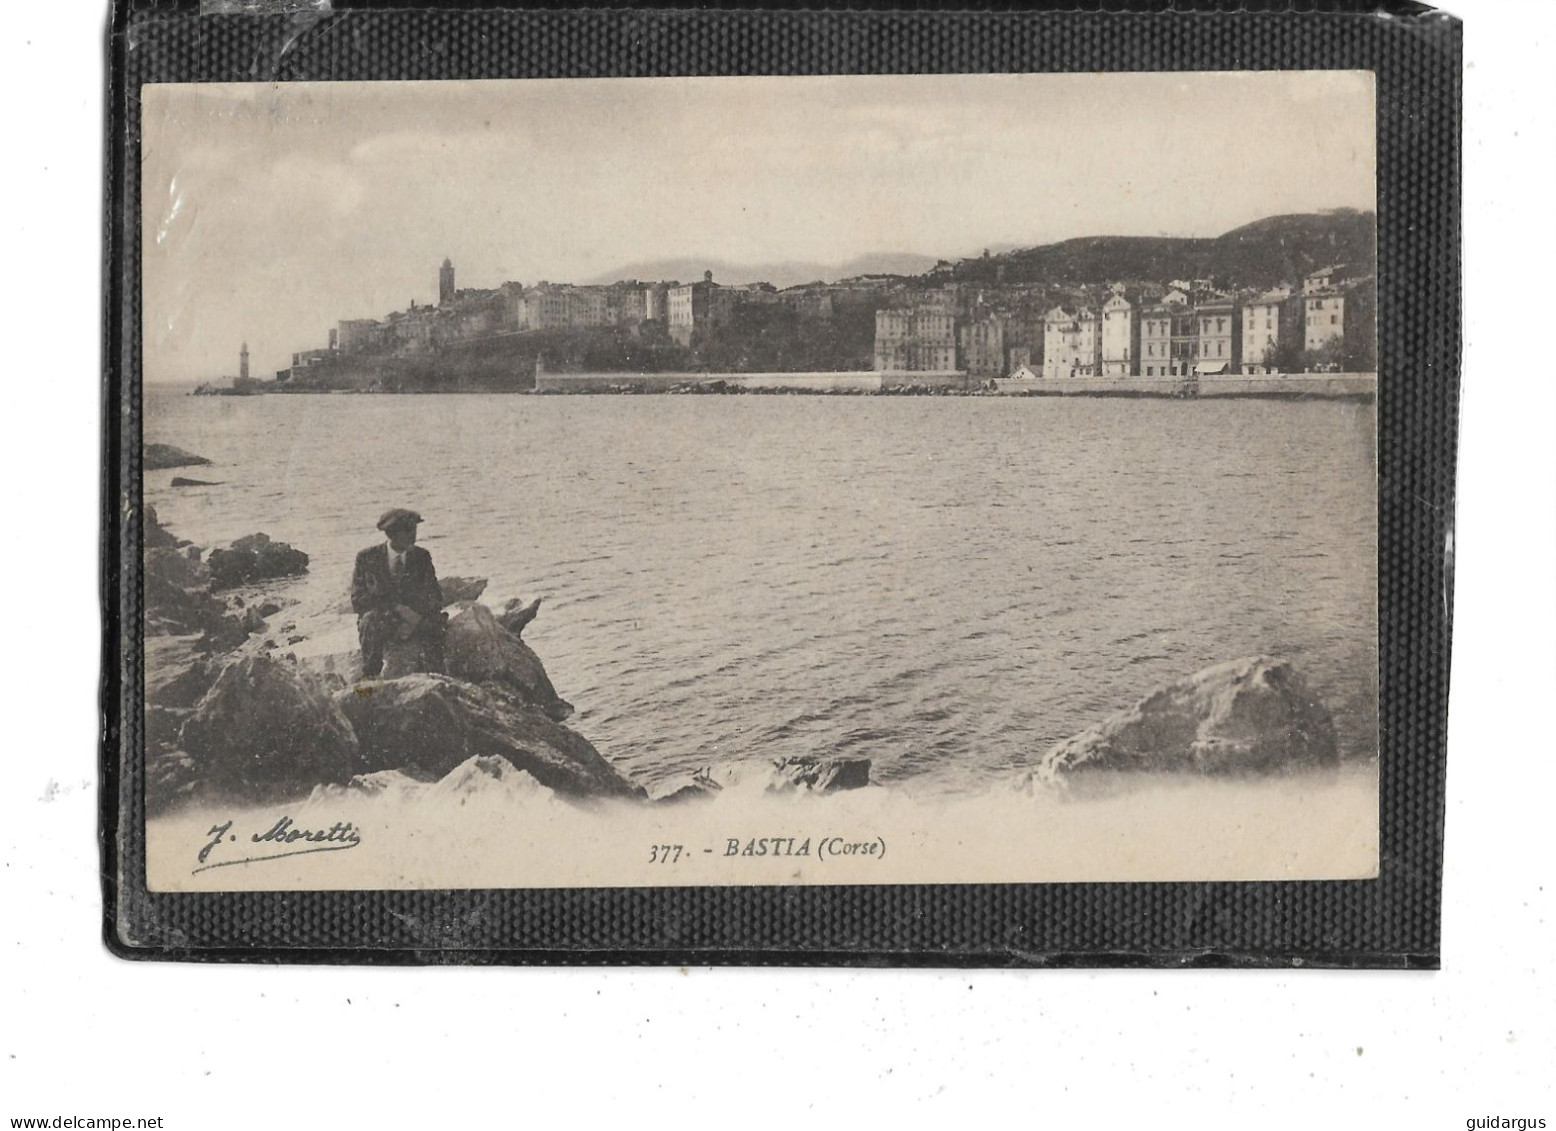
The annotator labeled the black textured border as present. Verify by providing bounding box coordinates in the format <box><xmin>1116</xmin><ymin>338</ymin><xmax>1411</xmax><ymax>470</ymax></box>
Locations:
<box><xmin>103</xmin><ymin>2</ymin><xmax>1460</xmax><ymax>968</ymax></box>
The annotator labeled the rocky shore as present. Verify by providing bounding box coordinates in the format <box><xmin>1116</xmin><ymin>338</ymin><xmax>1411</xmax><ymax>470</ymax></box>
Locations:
<box><xmin>144</xmin><ymin>443</ymin><xmax>213</xmax><ymax>471</ymax></box>
<box><xmin>1031</xmin><ymin>655</ymin><xmax>1340</xmax><ymax>787</ymax></box>
<box><xmin>142</xmin><ymin>504</ymin><xmax>649</xmax><ymax>812</ymax></box>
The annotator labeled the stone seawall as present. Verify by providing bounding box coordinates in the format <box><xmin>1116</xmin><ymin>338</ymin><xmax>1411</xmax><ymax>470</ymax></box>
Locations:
<box><xmin>374</xmin><ymin>367</ymin><xmax>1374</xmax><ymax>399</ymax></box>
<box><xmin>535</xmin><ymin>373</ymin><xmax>970</xmax><ymax>396</ymax></box>
<box><xmin>990</xmin><ymin>373</ymin><xmax>1377</xmax><ymax>399</ymax></box>
<box><xmin>535</xmin><ymin>370</ymin><xmax>973</xmax><ymax>394</ymax></box>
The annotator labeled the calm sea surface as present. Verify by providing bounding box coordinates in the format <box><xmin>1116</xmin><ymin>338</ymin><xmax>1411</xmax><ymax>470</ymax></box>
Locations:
<box><xmin>144</xmin><ymin>390</ymin><xmax>1378</xmax><ymax>791</ymax></box>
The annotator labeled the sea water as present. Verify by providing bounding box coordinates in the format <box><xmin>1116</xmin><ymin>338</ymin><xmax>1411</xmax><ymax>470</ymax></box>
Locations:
<box><xmin>143</xmin><ymin>389</ymin><xmax>1377</xmax><ymax>793</ymax></box>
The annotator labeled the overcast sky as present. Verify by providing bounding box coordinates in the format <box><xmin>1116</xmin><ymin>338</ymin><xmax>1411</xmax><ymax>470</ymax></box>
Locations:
<box><xmin>141</xmin><ymin>72</ymin><xmax>1375</xmax><ymax>383</ymax></box>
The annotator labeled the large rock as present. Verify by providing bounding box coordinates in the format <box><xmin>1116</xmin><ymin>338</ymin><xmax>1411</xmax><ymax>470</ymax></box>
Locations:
<box><xmin>145</xmin><ymin>704</ymin><xmax>188</xmax><ymax>752</ymax></box>
<box><xmin>180</xmin><ymin>654</ymin><xmax>360</xmax><ymax>800</ymax></box>
<box><xmin>143</xmin><ymin>541</ymin><xmax>261</xmax><ymax>652</ymax></box>
<box><xmin>194</xmin><ymin>613</ymin><xmax>252</xmax><ymax>654</ymax></box>
<box><xmin>206</xmin><ymin>532</ymin><xmax>310</xmax><ymax>590</ymax></box>
<box><xmin>145</xmin><ymin>637</ymin><xmax>220</xmax><ymax>708</ymax></box>
<box><xmin>1036</xmin><ymin>656</ymin><xmax>1339</xmax><ymax>783</ymax></box>
<box><xmin>146</xmin><ymin>749</ymin><xmax>200</xmax><ymax>814</ymax></box>
<box><xmin>336</xmin><ymin>674</ymin><xmax>641</xmax><ymax>800</ymax></box>
<box><xmin>143</xmin><ymin>505</ymin><xmax>185</xmax><ymax>550</ymax></box>
<box><xmin>427</xmin><ymin>754</ymin><xmax>551</xmax><ymax>801</ymax></box>
<box><xmin>144</xmin><ymin>547</ymin><xmax>228</xmax><ymax>637</ymax></box>
<box><xmin>495</xmin><ymin>596</ymin><xmax>542</xmax><ymax>637</ymax></box>
<box><xmin>144</xmin><ymin>443</ymin><xmax>211</xmax><ymax>471</ymax></box>
<box><xmin>769</xmin><ymin>756</ymin><xmax>872</xmax><ymax>793</ymax></box>
<box><xmin>443</xmin><ymin>603</ymin><xmax>574</xmax><ymax>722</ymax></box>
<box><xmin>380</xmin><ymin>636</ymin><xmax>439</xmax><ymax>679</ymax></box>
<box><xmin>438</xmin><ymin>576</ymin><xmax>488</xmax><ymax>606</ymax></box>
<box><xmin>652</xmin><ymin>767</ymin><xmax>724</xmax><ymax>804</ymax></box>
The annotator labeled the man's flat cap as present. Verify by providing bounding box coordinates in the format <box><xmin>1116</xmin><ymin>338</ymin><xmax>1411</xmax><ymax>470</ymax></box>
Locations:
<box><xmin>376</xmin><ymin>508</ymin><xmax>422</xmax><ymax>532</ymax></box>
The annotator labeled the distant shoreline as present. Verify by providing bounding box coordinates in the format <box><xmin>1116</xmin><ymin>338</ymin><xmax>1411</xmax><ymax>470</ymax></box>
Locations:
<box><xmin>197</xmin><ymin>371</ymin><xmax>1377</xmax><ymax>401</ymax></box>
<box><xmin>529</xmin><ymin>370</ymin><xmax>1376</xmax><ymax>400</ymax></box>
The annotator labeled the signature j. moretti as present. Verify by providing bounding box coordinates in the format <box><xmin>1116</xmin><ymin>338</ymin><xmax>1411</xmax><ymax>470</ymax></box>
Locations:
<box><xmin>193</xmin><ymin>816</ymin><xmax>363</xmax><ymax>874</ymax></box>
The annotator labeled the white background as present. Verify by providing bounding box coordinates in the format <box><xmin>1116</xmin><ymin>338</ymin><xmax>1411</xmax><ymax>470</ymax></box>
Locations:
<box><xmin>2</xmin><ymin>2</ymin><xmax>1551</xmax><ymax>1128</ymax></box>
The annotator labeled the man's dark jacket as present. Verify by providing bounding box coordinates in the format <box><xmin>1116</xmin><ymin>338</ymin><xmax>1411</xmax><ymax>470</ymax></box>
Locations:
<box><xmin>351</xmin><ymin>543</ymin><xmax>444</xmax><ymax>619</ymax></box>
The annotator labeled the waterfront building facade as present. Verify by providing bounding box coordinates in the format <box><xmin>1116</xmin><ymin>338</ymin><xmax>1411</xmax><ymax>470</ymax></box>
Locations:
<box><xmin>1240</xmin><ymin>287</ymin><xmax>1302</xmax><ymax>374</ymax></box>
<box><xmin>1042</xmin><ymin>306</ymin><xmax>1101</xmax><ymax>378</ymax></box>
<box><xmin>1140</xmin><ymin>307</ymin><xmax>1172</xmax><ymax>376</ymax></box>
<box><xmin>605</xmin><ymin>284</ymin><xmax>650</xmax><ymax>327</ymax></box>
<box><xmin>385</xmin><ymin>303</ymin><xmax>437</xmax><ymax>353</ymax></box>
<box><xmin>1304</xmin><ymin>286</ymin><xmax>1349</xmax><ymax>356</ymax></box>
<box><xmin>873</xmin><ymin>307</ymin><xmax>957</xmax><ymax>372</ymax></box>
<box><xmin>1193</xmin><ymin>298</ymin><xmax>1240</xmax><ymax>374</ymax></box>
<box><xmin>1303</xmin><ymin>277</ymin><xmax>1376</xmax><ymax>369</ymax></box>
<box><xmin>564</xmin><ymin>286</ymin><xmax>610</xmax><ymax>329</ymax></box>
<box><xmin>644</xmin><ymin>284</ymin><xmax>669</xmax><ymax>323</ymax></box>
<box><xmin>1302</xmin><ymin>264</ymin><xmax>1351</xmax><ymax>295</ymax></box>
<box><xmin>336</xmin><ymin>318</ymin><xmax>382</xmax><ymax>354</ymax></box>
<box><xmin>1141</xmin><ymin>292</ymin><xmax>1196</xmax><ymax>377</ymax></box>
<box><xmin>1167</xmin><ymin>298</ymin><xmax>1200</xmax><ymax>377</ymax></box>
<box><xmin>958</xmin><ymin>313</ymin><xmax>1009</xmax><ymax>378</ymax></box>
<box><xmin>440</xmin><ymin>291</ymin><xmax>504</xmax><ymax>344</ymax></box>
<box><xmin>1100</xmin><ymin>291</ymin><xmax>1140</xmax><ymax>377</ymax></box>
<box><xmin>518</xmin><ymin>284</ymin><xmax>568</xmax><ymax>331</ymax></box>
<box><xmin>297</xmin><ymin>256</ymin><xmax>1379</xmax><ymax>383</ymax></box>
<box><xmin>669</xmin><ymin>271</ymin><xmax>734</xmax><ymax>346</ymax></box>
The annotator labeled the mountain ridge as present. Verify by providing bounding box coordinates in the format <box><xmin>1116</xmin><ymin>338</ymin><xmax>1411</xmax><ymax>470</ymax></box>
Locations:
<box><xmin>585</xmin><ymin>252</ymin><xmax>943</xmax><ymax>290</ymax></box>
<box><xmin>948</xmin><ymin>210</ymin><xmax>1377</xmax><ymax>289</ymax></box>
<box><xmin>587</xmin><ymin>210</ymin><xmax>1375</xmax><ymax>292</ymax></box>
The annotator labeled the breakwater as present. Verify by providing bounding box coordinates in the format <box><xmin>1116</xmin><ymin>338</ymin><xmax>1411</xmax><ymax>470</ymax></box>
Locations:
<box><xmin>534</xmin><ymin>370</ymin><xmax>966</xmax><ymax>394</ymax></box>
<box><xmin>990</xmin><ymin>373</ymin><xmax>1377</xmax><ymax>399</ymax></box>
<box><xmin>533</xmin><ymin>369</ymin><xmax>1376</xmax><ymax>398</ymax></box>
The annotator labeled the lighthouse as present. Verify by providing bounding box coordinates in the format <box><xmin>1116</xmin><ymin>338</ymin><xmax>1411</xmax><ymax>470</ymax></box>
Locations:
<box><xmin>439</xmin><ymin>257</ymin><xmax>455</xmax><ymax>306</ymax></box>
<box><xmin>239</xmin><ymin>341</ymin><xmax>250</xmax><ymax>382</ymax></box>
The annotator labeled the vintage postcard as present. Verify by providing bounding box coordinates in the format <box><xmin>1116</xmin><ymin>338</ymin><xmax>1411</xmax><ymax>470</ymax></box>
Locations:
<box><xmin>138</xmin><ymin>72</ymin><xmax>1379</xmax><ymax>892</ymax></box>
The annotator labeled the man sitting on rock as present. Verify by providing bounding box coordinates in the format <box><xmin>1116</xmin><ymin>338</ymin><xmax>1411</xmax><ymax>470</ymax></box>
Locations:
<box><xmin>352</xmin><ymin>508</ymin><xmax>447</xmax><ymax>678</ymax></box>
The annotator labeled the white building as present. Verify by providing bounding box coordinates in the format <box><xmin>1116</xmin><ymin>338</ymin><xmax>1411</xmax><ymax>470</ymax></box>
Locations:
<box><xmin>1100</xmin><ymin>291</ymin><xmax>1139</xmax><ymax>377</ymax></box>
<box><xmin>1042</xmin><ymin>306</ymin><xmax>1101</xmax><ymax>378</ymax></box>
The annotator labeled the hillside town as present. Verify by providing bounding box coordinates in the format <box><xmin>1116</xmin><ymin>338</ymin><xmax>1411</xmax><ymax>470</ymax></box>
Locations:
<box><xmin>263</xmin><ymin>216</ymin><xmax>1377</xmax><ymax>391</ymax></box>
<box><xmin>876</xmin><ymin>263</ymin><xmax>1376</xmax><ymax>380</ymax></box>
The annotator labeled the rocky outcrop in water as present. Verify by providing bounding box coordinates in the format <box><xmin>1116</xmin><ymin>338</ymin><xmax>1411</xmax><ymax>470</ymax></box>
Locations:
<box><xmin>142</xmin><ymin>509</ymin><xmax>286</xmax><ymax>652</ymax></box>
<box><xmin>141</xmin><ymin>508</ymin><xmax>644</xmax><ymax>812</ymax></box>
<box><xmin>144</xmin><ymin>443</ymin><xmax>212</xmax><ymax>471</ymax></box>
<box><xmin>143</xmin><ymin>505</ymin><xmax>185</xmax><ymax>551</ymax></box>
<box><xmin>652</xmin><ymin>768</ymin><xmax>724</xmax><ymax>804</ymax></box>
<box><xmin>443</xmin><ymin>603</ymin><xmax>574</xmax><ymax>722</ymax></box>
<box><xmin>206</xmin><ymin>532</ymin><xmax>310</xmax><ymax>590</ymax></box>
<box><xmin>1036</xmin><ymin>656</ymin><xmax>1339</xmax><ymax>783</ymax></box>
<box><xmin>145</xmin><ymin>638</ymin><xmax>220</xmax><ymax>708</ymax></box>
<box><xmin>179</xmin><ymin>654</ymin><xmax>360</xmax><ymax>801</ymax></box>
<box><xmin>496</xmin><ymin>596</ymin><xmax>543</xmax><ymax>637</ymax></box>
<box><xmin>438</xmin><ymin>576</ymin><xmax>488</xmax><ymax>606</ymax></box>
<box><xmin>770</xmin><ymin>756</ymin><xmax>873</xmax><ymax>792</ymax></box>
<box><xmin>337</xmin><ymin>674</ymin><xmax>641</xmax><ymax>800</ymax></box>
<box><xmin>144</xmin><ymin>544</ymin><xmax>228</xmax><ymax>638</ymax></box>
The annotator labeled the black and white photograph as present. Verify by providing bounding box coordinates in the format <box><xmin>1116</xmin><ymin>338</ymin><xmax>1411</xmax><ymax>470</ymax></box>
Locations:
<box><xmin>138</xmin><ymin>72</ymin><xmax>1380</xmax><ymax>890</ymax></box>
<box><xmin>14</xmin><ymin>1</ymin><xmax>1556</xmax><ymax>1128</ymax></box>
